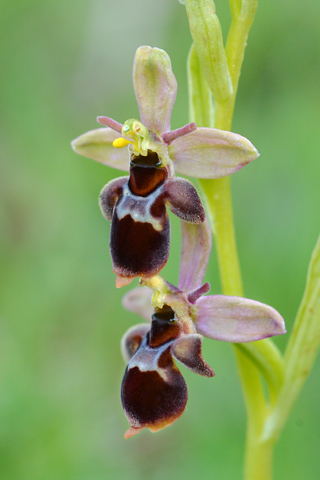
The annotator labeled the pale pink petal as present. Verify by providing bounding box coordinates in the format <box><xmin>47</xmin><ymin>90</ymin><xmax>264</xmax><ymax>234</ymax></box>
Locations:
<box><xmin>178</xmin><ymin>218</ymin><xmax>212</xmax><ymax>292</ymax></box>
<box><xmin>195</xmin><ymin>295</ymin><xmax>286</xmax><ymax>343</ymax></box>
<box><xmin>71</xmin><ymin>127</ymin><xmax>129</xmax><ymax>171</ymax></box>
<box><xmin>169</xmin><ymin>128</ymin><xmax>259</xmax><ymax>178</ymax></box>
<box><xmin>133</xmin><ymin>46</ymin><xmax>177</xmax><ymax>135</ymax></box>
<box><xmin>122</xmin><ymin>286</ymin><xmax>153</xmax><ymax>322</ymax></box>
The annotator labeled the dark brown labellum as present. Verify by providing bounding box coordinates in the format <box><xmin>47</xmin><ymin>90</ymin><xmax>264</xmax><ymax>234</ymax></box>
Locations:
<box><xmin>121</xmin><ymin>365</ymin><xmax>188</xmax><ymax>433</ymax></box>
<box><xmin>121</xmin><ymin>305</ymin><xmax>188</xmax><ymax>435</ymax></box>
<box><xmin>121</xmin><ymin>304</ymin><xmax>214</xmax><ymax>436</ymax></box>
<box><xmin>110</xmin><ymin>206</ymin><xmax>170</xmax><ymax>279</ymax></box>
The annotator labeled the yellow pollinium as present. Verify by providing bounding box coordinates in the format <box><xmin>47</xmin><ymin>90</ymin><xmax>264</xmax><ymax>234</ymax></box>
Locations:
<box><xmin>113</xmin><ymin>137</ymin><xmax>132</xmax><ymax>148</ymax></box>
<box><xmin>141</xmin><ymin>275</ymin><xmax>170</xmax><ymax>309</ymax></box>
<box><xmin>112</xmin><ymin>119</ymin><xmax>149</xmax><ymax>155</ymax></box>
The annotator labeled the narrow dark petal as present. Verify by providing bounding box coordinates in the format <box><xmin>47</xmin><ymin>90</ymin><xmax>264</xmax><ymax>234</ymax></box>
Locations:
<box><xmin>121</xmin><ymin>324</ymin><xmax>150</xmax><ymax>363</ymax></box>
<box><xmin>97</xmin><ymin>116</ymin><xmax>123</xmax><ymax>133</ymax></box>
<box><xmin>121</xmin><ymin>365</ymin><xmax>188</xmax><ymax>434</ymax></box>
<box><xmin>99</xmin><ymin>177</ymin><xmax>128</xmax><ymax>221</ymax></box>
<box><xmin>162</xmin><ymin>122</ymin><xmax>197</xmax><ymax>145</ymax></box>
<box><xmin>171</xmin><ymin>334</ymin><xmax>215</xmax><ymax>377</ymax></box>
<box><xmin>179</xmin><ymin>219</ymin><xmax>212</xmax><ymax>292</ymax></box>
<box><xmin>187</xmin><ymin>282</ymin><xmax>210</xmax><ymax>304</ymax></box>
<box><xmin>165</xmin><ymin>177</ymin><xmax>205</xmax><ymax>223</ymax></box>
<box><xmin>110</xmin><ymin>212</ymin><xmax>170</xmax><ymax>279</ymax></box>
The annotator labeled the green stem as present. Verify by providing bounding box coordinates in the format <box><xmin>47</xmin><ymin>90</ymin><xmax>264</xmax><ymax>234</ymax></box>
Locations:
<box><xmin>187</xmin><ymin>2</ymin><xmax>281</xmax><ymax>479</ymax></box>
<box><xmin>245</xmin><ymin>432</ymin><xmax>274</xmax><ymax>480</ymax></box>
<box><xmin>236</xmin><ymin>352</ymin><xmax>274</xmax><ymax>480</ymax></box>
<box><xmin>200</xmin><ymin>175</ymin><xmax>242</xmax><ymax>295</ymax></box>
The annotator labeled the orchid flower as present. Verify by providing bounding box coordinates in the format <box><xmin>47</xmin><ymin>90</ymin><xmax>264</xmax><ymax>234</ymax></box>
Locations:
<box><xmin>121</xmin><ymin>303</ymin><xmax>214</xmax><ymax>439</ymax></box>
<box><xmin>120</xmin><ymin>220</ymin><xmax>286</xmax><ymax>437</ymax></box>
<box><xmin>71</xmin><ymin>46</ymin><xmax>259</xmax><ymax>287</ymax></box>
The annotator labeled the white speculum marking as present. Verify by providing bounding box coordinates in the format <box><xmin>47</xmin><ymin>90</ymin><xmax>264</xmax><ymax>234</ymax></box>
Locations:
<box><xmin>128</xmin><ymin>336</ymin><xmax>173</xmax><ymax>383</ymax></box>
<box><xmin>116</xmin><ymin>184</ymin><xmax>164</xmax><ymax>232</ymax></box>
<box><xmin>128</xmin><ymin>337</ymin><xmax>165</xmax><ymax>372</ymax></box>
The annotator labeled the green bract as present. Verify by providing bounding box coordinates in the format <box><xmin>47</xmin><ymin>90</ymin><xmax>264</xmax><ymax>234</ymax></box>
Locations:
<box><xmin>184</xmin><ymin>0</ymin><xmax>232</xmax><ymax>102</ymax></box>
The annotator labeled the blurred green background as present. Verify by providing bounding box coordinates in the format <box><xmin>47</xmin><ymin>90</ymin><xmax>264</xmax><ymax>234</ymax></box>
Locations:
<box><xmin>1</xmin><ymin>0</ymin><xmax>319</xmax><ymax>479</ymax></box>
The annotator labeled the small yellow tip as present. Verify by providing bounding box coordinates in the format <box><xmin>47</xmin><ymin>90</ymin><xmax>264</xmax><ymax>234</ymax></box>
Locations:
<box><xmin>115</xmin><ymin>275</ymin><xmax>134</xmax><ymax>288</ymax></box>
<box><xmin>124</xmin><ymin>426</ymin><xmax>143</xmax><ymax>439</ymax></box>
<box><xmin>113</xmin><ymin>137</ymin><xmax>132</xmax><ymax>149</ymax></box>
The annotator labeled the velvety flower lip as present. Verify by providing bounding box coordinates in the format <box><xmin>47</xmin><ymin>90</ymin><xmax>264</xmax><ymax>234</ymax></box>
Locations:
<box><xmin>121</xmin><ymin>304</ymin><xmax>214</xmax><ymax>438</ymax></box>
<box><xmin>98</xmin><ymin>152</ymin><xmax>205</xmax><ymax>287</ymax></box>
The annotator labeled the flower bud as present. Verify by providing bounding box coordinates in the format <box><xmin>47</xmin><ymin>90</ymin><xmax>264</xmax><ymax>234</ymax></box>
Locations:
<box><xmin>184</xmin><ymin>0</ymin><xmax>233</xmax><ymax>102</ymax></box>
<box><xmin>188</xmin><ymin>43</ymin><xmax>214</xmax><ymax>127</ymax></box>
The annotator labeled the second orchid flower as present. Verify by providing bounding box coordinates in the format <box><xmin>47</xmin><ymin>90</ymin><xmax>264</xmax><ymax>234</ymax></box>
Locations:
<box><xmin>120</xmin><ymin>220</ymin><xmax>286</xmax><ymax>437</ymax></box>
